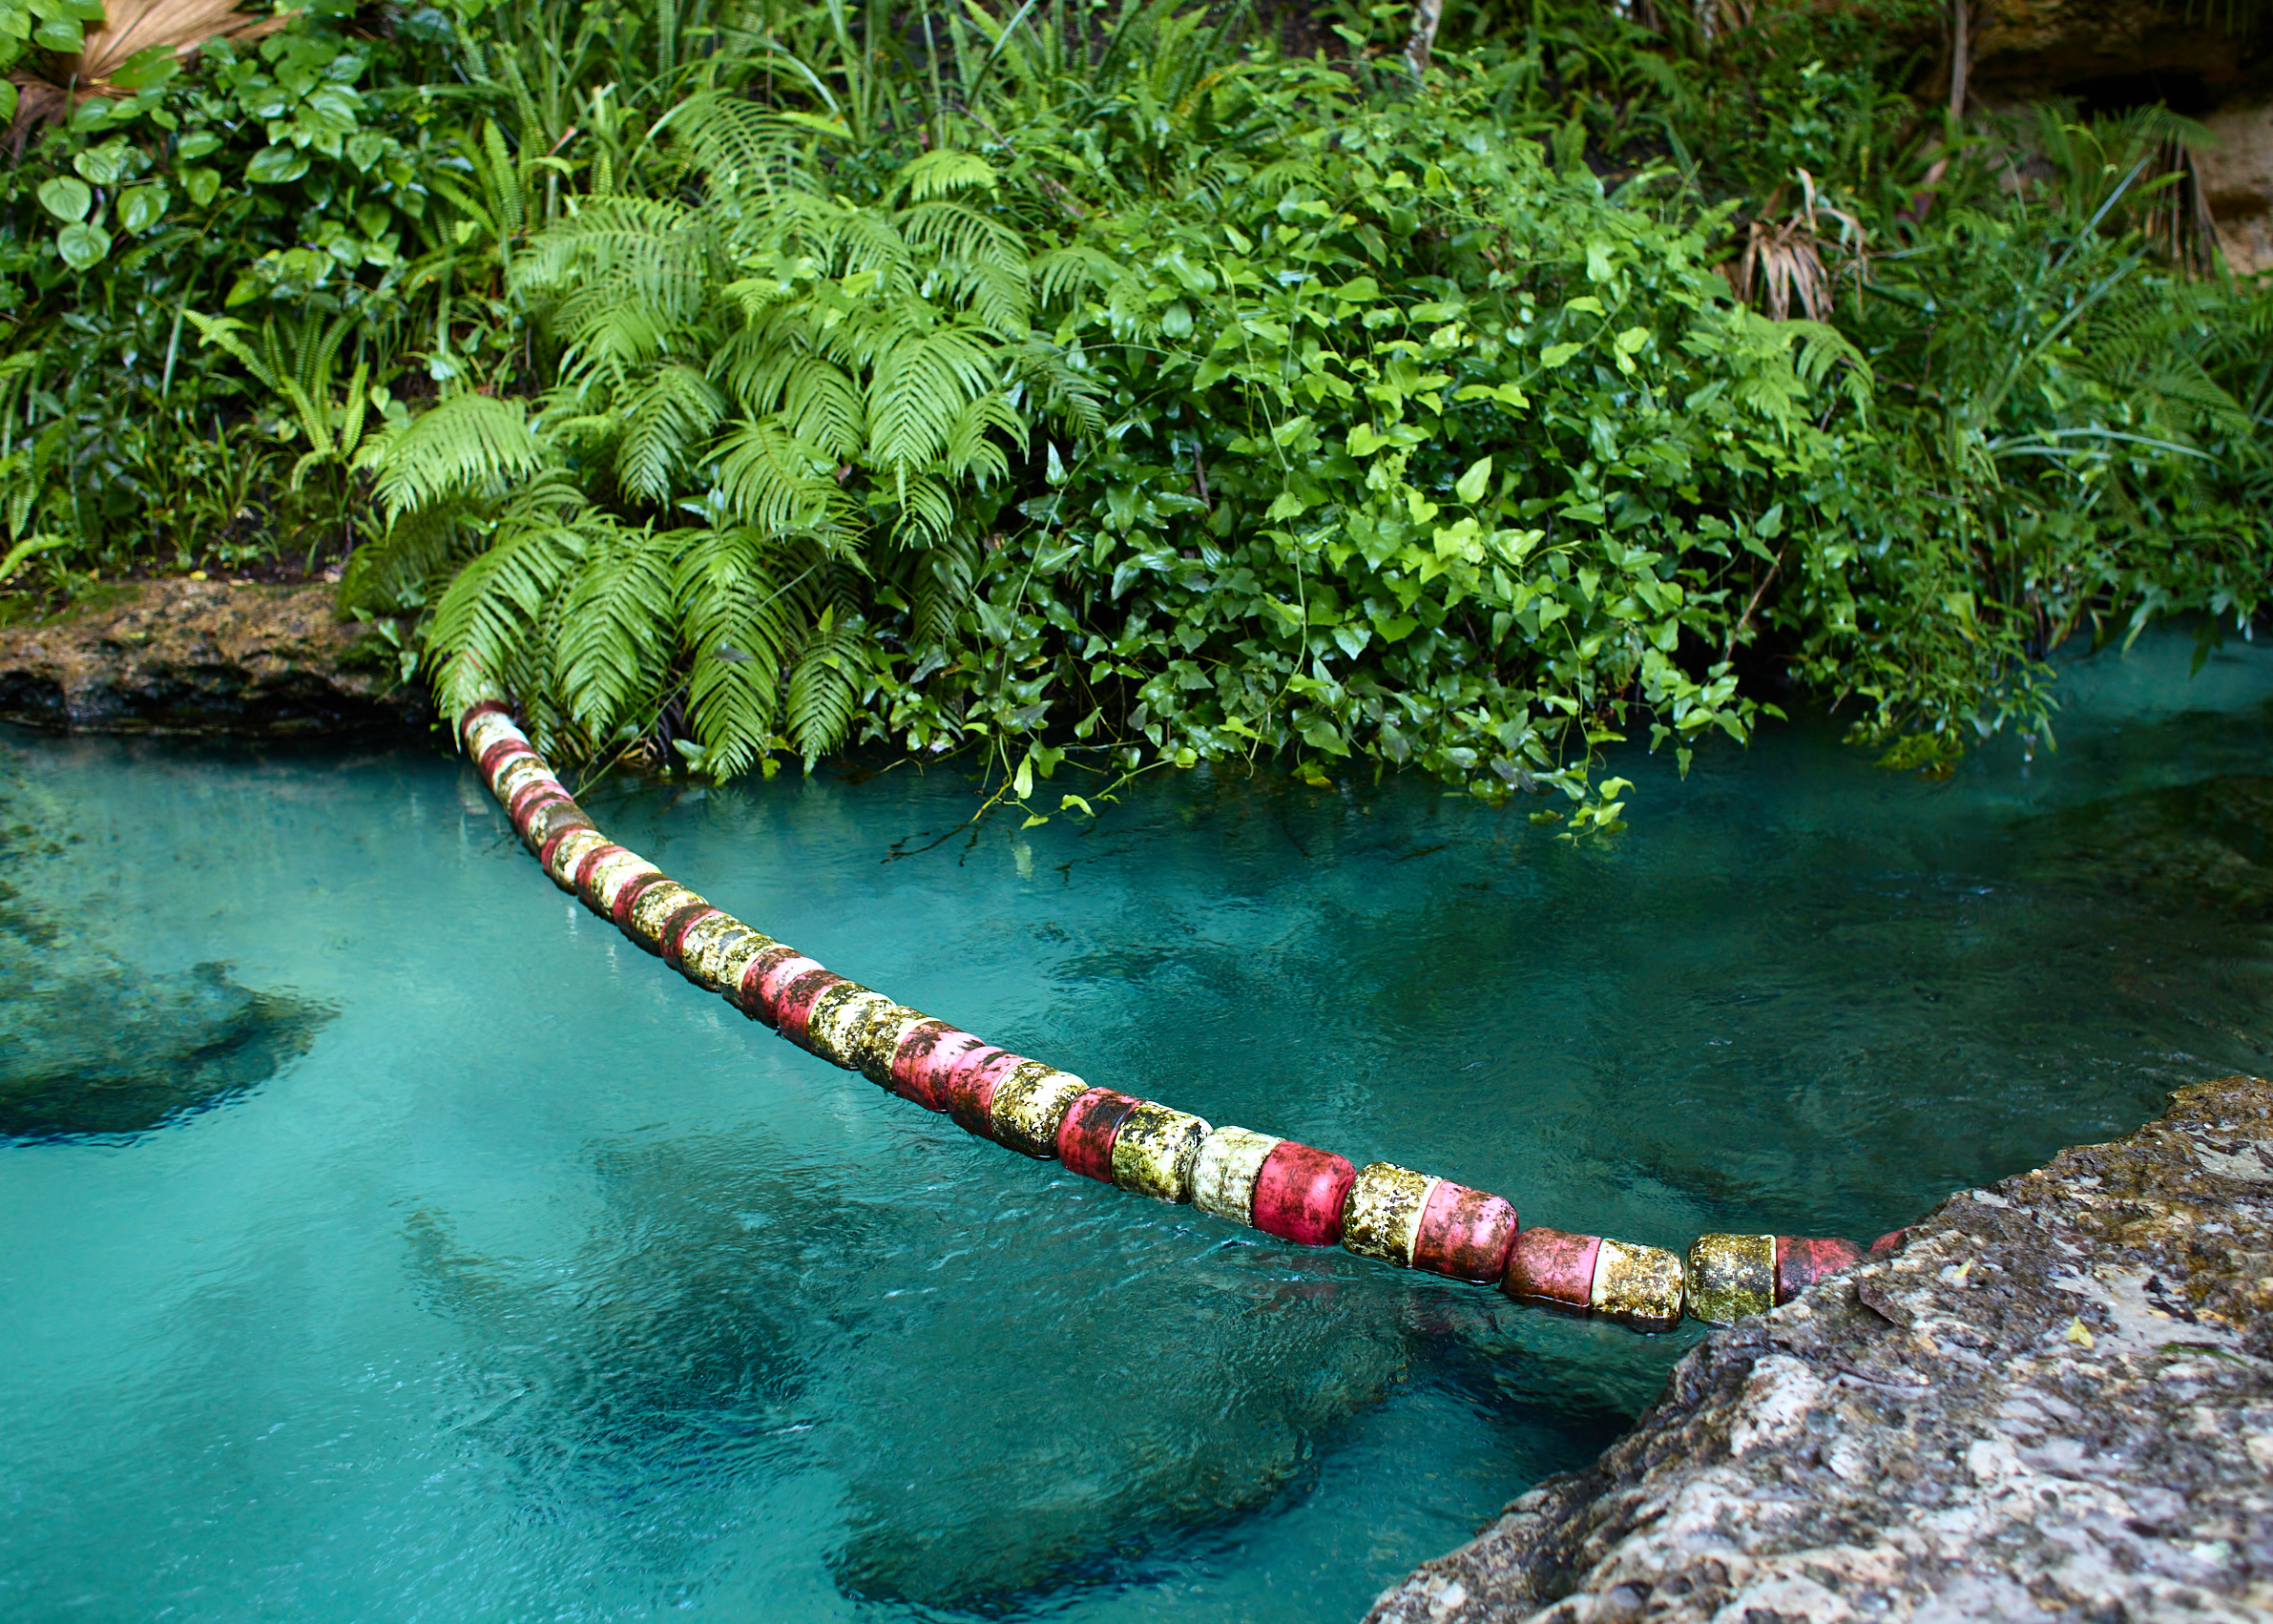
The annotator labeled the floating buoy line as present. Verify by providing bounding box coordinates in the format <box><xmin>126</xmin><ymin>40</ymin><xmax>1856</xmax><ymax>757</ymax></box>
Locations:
<box><xmin>460</xmin><ymin>697</ymin><xmax>1900</xmax><ymax>1331</ymax></box>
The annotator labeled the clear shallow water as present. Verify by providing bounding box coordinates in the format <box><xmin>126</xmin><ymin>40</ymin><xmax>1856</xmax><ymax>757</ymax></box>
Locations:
<box><xmin>4</xmin><ymin>629</ymin><xmax>2271</xmax><ymax>1623</ymax></box>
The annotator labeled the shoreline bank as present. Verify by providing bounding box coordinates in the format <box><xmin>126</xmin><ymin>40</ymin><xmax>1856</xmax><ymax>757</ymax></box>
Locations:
<box><xmin>1369</xmin><ymin>1075</ymin><xmax>2273</xmax><ymax>1622</ymax></box>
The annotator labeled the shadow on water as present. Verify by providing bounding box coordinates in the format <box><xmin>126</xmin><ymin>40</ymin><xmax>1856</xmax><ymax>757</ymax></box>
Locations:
<box><xmin>0</xmin><ymin>742</ymin><xmax>330</xmax><ymax>1141</ymax></box>
<box><xmin>402</xmin><ymin>1133</ymin><xmax>1632</xmax><ymax>1614</ymax></box>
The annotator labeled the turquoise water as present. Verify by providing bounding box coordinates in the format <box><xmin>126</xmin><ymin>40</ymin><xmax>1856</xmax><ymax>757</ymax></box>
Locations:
<box><xmin>4</xmin><ymin>629</ymin><xmax>2271</xmax><ymax>1622</ymax></box>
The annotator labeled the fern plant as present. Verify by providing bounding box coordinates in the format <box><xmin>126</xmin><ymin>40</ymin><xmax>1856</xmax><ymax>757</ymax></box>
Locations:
<box><xmin>354</xmin><ymin>91</ymin><xmax>1086</xmax><ymax>779</ymax></box>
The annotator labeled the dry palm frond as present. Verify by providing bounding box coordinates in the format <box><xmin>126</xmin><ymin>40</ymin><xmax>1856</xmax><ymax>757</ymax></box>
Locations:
<box><xmin>10</xmin><ymin>0</ymin><xmax>291</xmax><ymax>138</ymax></box>
<box><xmin>1733</xmin><ymin>170</ymin><xmax>1869</xmax><ymax>322</ymax></box>
<box><xmin>2138</xmin><ymin>134</ymin><xmax>2223</xmax><ymax>281</ymax></box>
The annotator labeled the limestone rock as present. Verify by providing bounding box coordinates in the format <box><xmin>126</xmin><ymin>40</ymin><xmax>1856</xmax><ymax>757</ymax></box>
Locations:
<box><xmin>1368</xmin><ymin>1074</ymin><xmax>2273</xmax><ymax>1623</ymax></box>
<box><xmin>1969</xmin><ymin>0</ymin><xmax>2263</xmax><ymax>96</ymax></box>
<box><xmin>0</xmin><ymin>577</ymin><xmax>427</xmax><ymax>737</ymax></box>
<box><xmin>2201</xmin><ymin>99</ymin><xmax>2273</xmax><ymax>276</ymax></box>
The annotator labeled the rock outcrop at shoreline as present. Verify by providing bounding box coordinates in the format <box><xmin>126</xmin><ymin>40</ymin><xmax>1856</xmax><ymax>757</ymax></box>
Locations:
<box><xmin>1369</xmin><ymin>1075</ymin><xmax>2273</xmax><ymax>1623</ymax></box>
<box><xmin>0</xmin><ymin>578</ymin><xmax>426</xmax><ymax>737</ymax></box>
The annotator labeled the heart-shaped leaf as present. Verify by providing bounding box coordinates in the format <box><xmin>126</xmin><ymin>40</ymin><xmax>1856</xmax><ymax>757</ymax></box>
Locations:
<box><xmin>55</xmin><ymin>222</ymin><xmax>113</xmax><ymax>272</ymax></box>
<box><xmin>73</xmin><ymin>140</ymin><xmax>135</xmax><ymax>185</ymax></box>
<box><xmin>245</xmin><ymin>145</ymin><xmax>310</xmax><ymax>185</ymax></box>
<box><xmin>31</xmin><ymin>15</ymin><xmax>83</xmax><ymax>52</ymax></box>
<box><xmin>182</xmin><ymin>166</ymin><xmax>220</xmax><ymax>207</ymax></box>
<box><xmin>118</xmin><ymin>183</ymin><xmax>169</xmax><ymax>235</ymax></box>
<box><xmin>177</xmin><ymin>131</ymin><xmax>223</xmax><ymax>162</ymax></box>
<box><xmin>36</xmin><ymin>177</ymin><xmax>91</xmax><ymax>223</ymax></box>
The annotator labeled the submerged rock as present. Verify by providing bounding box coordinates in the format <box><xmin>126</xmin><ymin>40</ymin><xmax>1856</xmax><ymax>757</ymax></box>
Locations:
<box><xmin>0</xmin><ymin>740</ymin><xmax>331</xmax><ymax>1140</ymax></box>
<box><xmin>402</xmin><ymin>1134</ymin><xmax>1627</xmax><ymax>1610</ymax></box>
<box><xmin>2029</xmin><ymin>772</ymin><xmax>2273</xmax><ymax>917</ymax></box>
<box><xmin>0</xmin><ymin>961</ymin><xmax>329</xmax><ymax>1139</ymax></box>
<box><xmin>0</xmin><ymin>577</ymin><xmax>426</xmax><ymax>737</ymax></box>
<box><xmin>1368</xmin><ymin>1074</ymin><xmax>2273</xmax><ymax>1623</ymax></box>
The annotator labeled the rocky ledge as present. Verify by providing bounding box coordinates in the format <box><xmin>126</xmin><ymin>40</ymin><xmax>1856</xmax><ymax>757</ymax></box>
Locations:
<box><xmin>0</xmin><ymin>578</ymin><xmax>426</xmax><ymax>737</ymax></box>
<box><xmin>1370</xmin><ymin>1075</ymin><xmax>2273</xmax><ymax>1623</ymax></box>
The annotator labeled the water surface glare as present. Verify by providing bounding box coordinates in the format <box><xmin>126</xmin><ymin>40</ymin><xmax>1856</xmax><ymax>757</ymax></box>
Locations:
<box><xmin>5</xmin><ymin>630</ymin><xmax>2272</xmax><ymax>1622</ymax></box>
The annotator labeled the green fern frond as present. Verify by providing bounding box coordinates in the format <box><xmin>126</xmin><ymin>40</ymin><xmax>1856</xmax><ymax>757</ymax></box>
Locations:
<box><xmin>1030</xmin><ymin>245</ymin><xmax>1121</xmax><ymax>307</ymax></box>
<box><xmin>901</xmin><ymin>200</ymin><xmax>1032</xmax><ymax>333</ymax></box>
<box><xmin>786</xmin><ymin>610</ymin><xmax>872</xmax><ymax>767</ymax></box>
<box><xmin>553</xmin><ymin>521</ymin><xmax>679</xmax><ymax>737</ymax></box>
<box><xmin>677</xmin><ymin>526</ymin><xmax>814</xmax><ymax>779</ymax></box>
<box><xmin>867</xmin><ymin>326</ymin><xmax>1004</xmax><ymax>474</ymax></box>
<box><xmin>712</xmin><ymin>323</ymin><xmax>866</xmax><ymax>458</ymax></box>
<box><xmin>424</xmin><ymin>508</ymin><xmax>595</xmax><ymax>711</ymax></box>
<box><xmin>780</xmin><ymin>358</ymin><xmax>867</xmax><ymax>460</ymax></box>
<box><xmin>339</xmin><ymin>502</ymin><xmax>471</xmax><ymax>614</ymax></box>
<box><xmin>615</xmin><ymin>364</ymin><xmax>728</xmax><ymax>505</ymax></box>
<box><xmin>676</xmin><ymin>93</ymin><xmax>829</xmax><ymax>201</ymax></box>
<box><xmin>942</xmin><ymin>391</ymin><xmax>1024</xmax><ymax>485</ymax></box>
<box><xmin>1011</xmin><ymin>337</ymin><xmax>1108</xmax><ymax>435</ymax></box>
<box><xmin>909</xmin><ymin>533</ymin><xmax>978</xmax><ymax>648</ymax></box>
<box><xmin>713</xmin><ymin>419</ymin><xmax>855</xmax><ymax>535</ymax></box>
<box><xmin>894</xmin><ymin>473</ymin><xmax>958</xmax><ymax>542</ymax></box>
<box><xmin>361</xmin><ymin>393</ymin><xmax>552</xmax><ymax>521</ymax></box>
<box><xmin>894</xmin><ymin>149</ymin><xmax>1000</xmax><ymax>204</ymax></box>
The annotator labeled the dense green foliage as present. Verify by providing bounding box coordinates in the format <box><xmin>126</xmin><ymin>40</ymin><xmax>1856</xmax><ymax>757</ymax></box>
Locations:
<box><xmin>3</xmin><ymin>0</ymin><xmax>2268</xmax><ymax>822</ymax></box>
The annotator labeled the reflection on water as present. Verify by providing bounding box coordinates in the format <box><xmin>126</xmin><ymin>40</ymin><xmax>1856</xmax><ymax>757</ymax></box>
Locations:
<box><xmin>1</xmin><ymin>630</ymin><xmax>2270</xmax><ymax>1622</ymax></box>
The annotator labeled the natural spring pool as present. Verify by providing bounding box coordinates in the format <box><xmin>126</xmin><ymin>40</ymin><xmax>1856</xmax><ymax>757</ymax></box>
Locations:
<box><xmin>5</xmin><ymin>629</ymin><xmax>2272</xmax><ymax>1623</ymax></box>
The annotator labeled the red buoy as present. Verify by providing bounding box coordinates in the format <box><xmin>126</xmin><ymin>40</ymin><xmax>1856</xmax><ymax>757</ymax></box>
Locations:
<box><xmin>886</xmin><ymin>1023</ymin><xmax>976</xmax><ymax>1112</ymax></box>
<box><xmin>1057</xmin><ymin>1087</ymin><xmax>1142</xmax><ymax>1182</ymax></box>
<box><xmin>1249</xmin><ymin>1141</ymin><xmax>1357</xmax><ymax>1247</ymax></box>
<box><xmin>938</xmin><ymin>1045</ymin><xmax>1023</xmax><ymax>1136</ymax></box>
<box><xmin>1500</xmin><ymin>1226</ymin><xmax>1601</xmax><ymax>1310</ymax></box>
<box><xmin>1411</xmin><ymin>1180</ymin><xmax>1520</xmax><ymax>1282</ymax></box>
<box><xmin>1774</xmin><ymin>1236</ymin><xmax>1865</xmax><ymax>1303</ymax></box>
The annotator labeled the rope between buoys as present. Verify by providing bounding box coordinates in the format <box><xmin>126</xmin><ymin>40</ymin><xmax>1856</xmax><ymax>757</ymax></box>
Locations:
<box><xmin>457</xmin><ymin>696</ymin><xmax>1901</xmax><ymax>1329</ymax></box>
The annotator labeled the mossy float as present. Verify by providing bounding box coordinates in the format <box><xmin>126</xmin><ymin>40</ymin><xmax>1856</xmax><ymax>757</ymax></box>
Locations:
<box><xmin>459</xmin><ymin>697</ymin><xmax>1887</xmax><ymax>1329</ymax></box>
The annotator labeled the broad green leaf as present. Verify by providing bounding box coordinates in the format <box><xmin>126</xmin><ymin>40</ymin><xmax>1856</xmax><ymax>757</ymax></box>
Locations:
<box><xmin>245</xmin><ymin>145</ymin><xmax>310</xmax><ymax>184</ymax></box>
<box><xmin>31</xmin><ymin>15</ymin><xmax>82</xmax><ymax>51</ymax></box>
<box><xmin>346</xmin><ymin>131</ymin><xmax>386</xmax><ymax>171</ymax></box>
<box><xmin>1540</xmin><ymin>343</ymin><xmax>1585</xmax><ymax>368</ymax></box>
<box><xmin>73</xmin><ymin>140</ymin><xmax>134</xmax><ymax>184</ymax></box>
<box><xmin>108</xmin><ymin>43</ymin><xmax>181</xmax><ymax>91</ymax></box>
<box><xmin>117</xmin><ymin>183</ymin><xmax>168</xmax><ymax>235</ymax></box>
<box><xmin>1454</xmin><ymin>456</ymin><xmax>1492</xmax><ymax>504</ymax></box>
<box><xmin>0</xmin><ymin>84</ymin><xmax>17</xmax><ymax>126</ymax></box>
<box><xmin>176</xmin><ymin>131</ymin><xmax>223</xmax><ymax>161</ymax></box>
<box><xmin>55</xmin><ymin>221</ymin><xmax>112</xmax><ymax>271</ymax></box>
<box><xmin>182</xmin><ymin>165</ymin><xmax>219</xmax><ymax>207</ymax></box>
<box><xmin>37</xmin><ymin>177</ymin><xmax>90</xmax><ymax>222</ymax></box>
